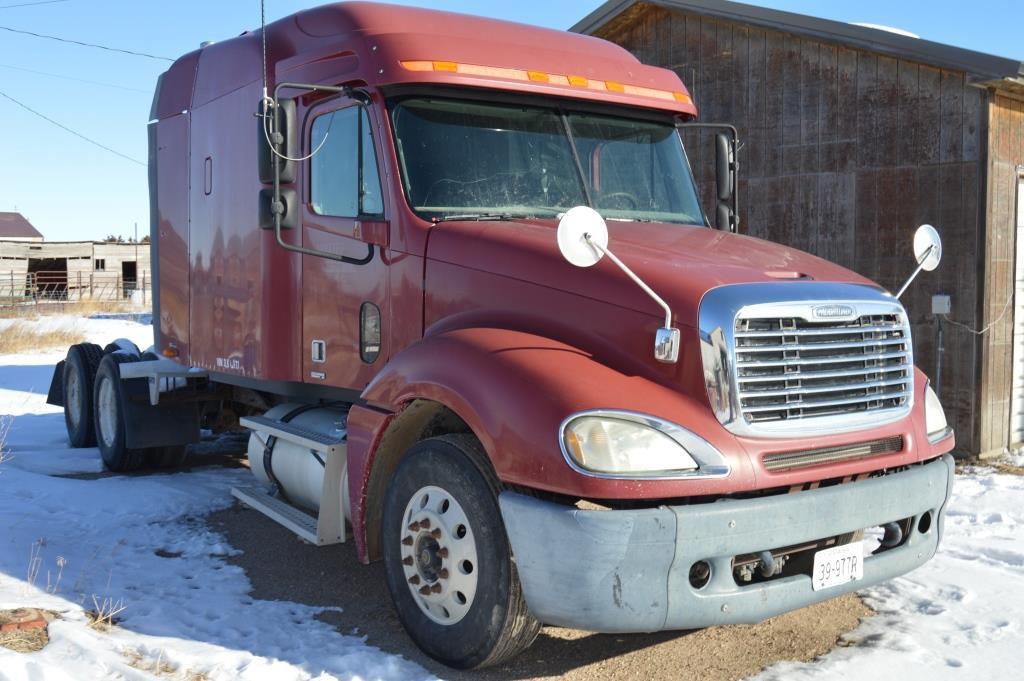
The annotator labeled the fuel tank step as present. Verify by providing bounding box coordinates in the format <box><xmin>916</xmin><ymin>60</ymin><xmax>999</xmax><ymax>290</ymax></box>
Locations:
<box><xmin>231</xmin><ymin>485</ymin><xmax>344</xmax><ymax>545</ymax></box>
<box><xmin>236</xmin><ymin>407</ymin><xmax>349</xmax><ymax>547</ymax></box>
<box><xmin>240</xmin><ymin>415</ymin><xmax>344</xmax><ymax>451</ymax></box>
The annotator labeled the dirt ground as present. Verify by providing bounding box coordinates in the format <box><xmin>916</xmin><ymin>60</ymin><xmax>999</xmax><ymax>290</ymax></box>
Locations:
<box><xmin>208</xmin><ymin>499</ymin><xmax>872</xmax><ymax>681</ymax></box>
<box><xmin>61</xmin><ymin>434</ymin><xmax>873</xmax><ymax>680</ymax></box>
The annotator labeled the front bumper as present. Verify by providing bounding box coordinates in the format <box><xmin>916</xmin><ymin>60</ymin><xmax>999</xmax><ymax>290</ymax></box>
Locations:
<box><xmin>500</xmin><ymin>454</ymin><xmax>954</xmax><ymax>632</ymax></box>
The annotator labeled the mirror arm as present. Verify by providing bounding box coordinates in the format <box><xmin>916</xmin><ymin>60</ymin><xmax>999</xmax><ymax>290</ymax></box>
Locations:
<box><xmin>267</xmin><ymin>82</ymin><xmax>375</xmax><ymax>266</ymax></box>
<box><xmin>895</xmin><ymin>244</ymin><xmax>934</xmax><ymax>299</ymax></box>
<box><xmin>585</xmin><ymin>234</ymin><xmax>672</xmax><ymax>329</ymax></box>
<box><xmin>271</xmin><ymin>81</ymin><xmax>368</xmax><ymax>107</ymax></box>
<box><xmin>585</xmin><ymin>233</ymin><xmax>680</xmax><ymax>363</ymax></box>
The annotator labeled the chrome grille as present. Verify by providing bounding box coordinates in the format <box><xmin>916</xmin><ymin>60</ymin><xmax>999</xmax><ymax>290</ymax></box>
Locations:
<box><xmin>733</xmin><ymin>313</ymin><xmax>912</xmax><ymax>424</ymax></box>
<box><xmin>763</xmin><ymin>436</ymin><xmax>905</xmax><ymax>472</ymax></box>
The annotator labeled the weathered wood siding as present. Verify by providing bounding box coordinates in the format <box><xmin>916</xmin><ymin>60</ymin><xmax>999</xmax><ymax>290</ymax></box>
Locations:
<box><xmin>598</xmin><ymin>5</ymin><xmax>989</xmax><ymax>455</ymax></box>
<box><xmin>0</xmin><ymin>249</ymin><xmax>30</xmax><ymax>298</ymax></box>
<box><xmin>980</xmin><ymin>94</ymin><xmax>1024</xmax><ymax>455</ymax></box>
<box><xmin>93</xmin><ymin>242</ymin><xmax>153</xmax><ymax>281</ymax></box>
<box><xmin>0</xmin><ymin>241</ymin><xmax>152</xmax><ymax>302</ymax></box>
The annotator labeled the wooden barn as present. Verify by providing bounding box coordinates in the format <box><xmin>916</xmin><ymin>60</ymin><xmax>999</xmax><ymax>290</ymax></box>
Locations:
<box><xmin>0</xmin><ymin>240</ymin><xmax>151</xmax><ymax>303</ymax></box>
<box><xmin>573</xmin><ymin>0</ymin><xmax>1024</xmax><ymax>459</ymax></box>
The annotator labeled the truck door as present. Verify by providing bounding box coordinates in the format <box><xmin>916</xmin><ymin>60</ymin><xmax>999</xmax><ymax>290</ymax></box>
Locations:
<box><xmin>301</xmin><ymin>98</ymin><xmax>390</xmax><ymax>390</ymax></box>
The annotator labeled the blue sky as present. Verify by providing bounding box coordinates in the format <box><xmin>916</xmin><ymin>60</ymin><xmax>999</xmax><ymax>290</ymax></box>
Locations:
<box><xmin>0</xmin><ymin>0</ymin><xmax>1020</xmax><ymax>241</ymax></box>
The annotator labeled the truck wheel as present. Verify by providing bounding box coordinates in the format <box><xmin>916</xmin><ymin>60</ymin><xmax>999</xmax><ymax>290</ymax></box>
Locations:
<box><xmin>148</xmin><ymin>445</ymin><xmax>189</xmax><ymax>469</ymax></box>
<box><xmin>62</xmin><ymin>342</ymin><xmax>104</xmax><ymax>448</ymax></box>
<box><xmin>93</xmin><ymin>353</ymin><xmax>146</xmax><ymax>472</ymax></box>
<box><xmin>382</xmin><ymin>434</ymin><xmax>540</xmax><ymax>669</ymax></box>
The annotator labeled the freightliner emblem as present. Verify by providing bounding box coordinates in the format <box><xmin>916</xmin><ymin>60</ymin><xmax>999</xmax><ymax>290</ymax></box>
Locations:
<box><xmin>812</xmin><ymin>304</ymin><xmax>856</xmax><ymax>319</ymax></box>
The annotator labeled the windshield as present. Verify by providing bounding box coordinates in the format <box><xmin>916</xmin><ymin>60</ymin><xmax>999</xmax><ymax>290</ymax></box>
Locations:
<box><xmin>390</xmin><ymin>97</ymin><xmax>705</xmax><ymax>224</ymax></box>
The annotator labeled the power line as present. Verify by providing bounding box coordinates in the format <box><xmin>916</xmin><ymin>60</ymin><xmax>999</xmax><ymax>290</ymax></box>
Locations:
<box><xmin>0</xmin><ymin>88</ymin><xmax>145</xmax><ymax>166</ymax></box>
<box><xmin>0</xmin><ymin>62</ymin><xmax>149</xmax><ymax>93</ymax></box>
<box><xmin>0</xmin><ymin>0</ymin><xmax>69</xmax><ymax>8</ymax></box>
<box><xmin>0</xmin><ymin>24</ymin><xmax>173</xmax><ymax>61</ymax></box>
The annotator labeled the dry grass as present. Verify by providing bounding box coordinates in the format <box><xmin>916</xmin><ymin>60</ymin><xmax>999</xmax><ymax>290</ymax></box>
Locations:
<box><xmin>86</xmin><ymin>595</ymin><xmax>126</xmax><ymax>631</ymax></box>
<box><xmin>69</xmin><ymin>299</ymin><xmax>140</xmax><ymax>317</ymax></box>
<box><xmin>0</xmin><ymin>320</ymin><xmax>85</xmax><ymax>354</ymax></box>
<box><xmin>123</xmin><ymin>647</ymin><xmax>210</xmax><ymax>680</ymax></box>
<box><xmin>0</xmin><ymin>307</ymin><xmax>38</xmax><ymax>321</ymax></box>
<box><xmin>0</xmin><ymin>299</ymin><xmax>145</xmax><ymax>319</ymax></box>
<box><xmin>0</xmin><ymin>608</ymin><xmax>58</xmax><ymax>653</ymax></box>
<box><xmin>0</xmin><ymin>626</ymin><xmax>49</xmax><ymax>653</ymax></box>
<box><xmin>990</xmin><ymin>461</ymin><xmax>1024</xmax><ymax>476</ymax></box>
<box><xmin>956</xmin><ymin>455</ymin><xmax>1024</xmax><ymax>477</ymax></box>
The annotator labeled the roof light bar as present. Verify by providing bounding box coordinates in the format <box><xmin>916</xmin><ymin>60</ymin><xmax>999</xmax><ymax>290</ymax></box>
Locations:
<box><xmin>399</xmin><ymin>60</ymin><xmax>693</xmax><ymax>106</ymax></box>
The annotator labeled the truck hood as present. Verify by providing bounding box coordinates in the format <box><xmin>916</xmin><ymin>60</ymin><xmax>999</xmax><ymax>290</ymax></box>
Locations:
<box><xmin>426</xmin><ymin>219</ymin><xmax>877</xmax><ymax>328</ymax></box>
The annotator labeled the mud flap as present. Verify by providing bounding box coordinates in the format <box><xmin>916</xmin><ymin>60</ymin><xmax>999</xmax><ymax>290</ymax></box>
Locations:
<box><xmin>120</xmin><ymin>375</ymin><xmax>201</xmax><ymax>449</ymax></box>
<box><xmin>46</xmin><ymin>360</ymin><xmax>66</xmax><ymax>407</ymax></box>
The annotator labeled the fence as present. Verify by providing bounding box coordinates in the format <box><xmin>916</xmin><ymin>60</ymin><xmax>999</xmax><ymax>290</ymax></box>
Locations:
<box><xmin>0</xmin><ymin>270</ymin><xmax>150</xmax><ymax>308</ymax></box>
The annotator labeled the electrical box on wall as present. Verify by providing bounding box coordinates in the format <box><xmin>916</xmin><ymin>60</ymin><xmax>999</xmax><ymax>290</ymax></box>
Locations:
<box><xmin>932</xmin><ymin>294</ymin><xmax>952</xmax><ymax>315</ymax></box>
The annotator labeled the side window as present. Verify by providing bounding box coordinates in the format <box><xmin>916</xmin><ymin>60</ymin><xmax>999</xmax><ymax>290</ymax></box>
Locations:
<box><xmin>360</xmin><ymin>112</ymin><xmax>384</xmax><ymax>215</ymax></box>
<box><xmin>310</xmin><ymin>107</ymin><xmax>384</xmax><ymax>217</ymax></box>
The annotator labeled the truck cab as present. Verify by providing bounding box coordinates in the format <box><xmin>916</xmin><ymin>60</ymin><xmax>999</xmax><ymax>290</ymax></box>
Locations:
<box><xmin>50</xmin><ymin>1</ymin><xmax>955</xmax><ymax>670</ymax></box>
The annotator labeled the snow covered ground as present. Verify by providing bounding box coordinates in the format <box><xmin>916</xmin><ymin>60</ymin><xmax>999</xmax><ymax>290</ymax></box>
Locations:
<box><xmin>1</xmin><ymin>315</ymin><xmax>1022</xmax><ymax>680</ymax></box>
<box><xmin>0</xmin><ymin>316</ymin><xmax>432</xmax><ymax>681</ymax></box>
<box><xmin>758</xmin><ymin>468</ymin><xmax>1024</xmax><ymax>681</ymax></box>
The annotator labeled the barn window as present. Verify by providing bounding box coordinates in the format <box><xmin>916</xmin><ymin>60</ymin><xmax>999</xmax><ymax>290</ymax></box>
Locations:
<box><xmin>94</xmin><ymin>259</ymin><xmax>105</xmax><ymax>271</ymax></box>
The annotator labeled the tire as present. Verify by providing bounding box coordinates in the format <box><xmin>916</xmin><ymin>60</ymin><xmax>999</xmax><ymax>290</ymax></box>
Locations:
<box><xmin>148</xmin><ymin>444</ymin><xmax>189</xmax><ymax>469</ymax></box>
<box><xmin>382</xmin><ymin>434</ymin><xmax>540</xmax><ymax>669</ymax></box>
<box><xmin>103</xmin><ymin>339</ymin><xmax>140</xmax><ymax>357</ymax></box>
<box><xmin>62</xmin><ymin>342</ymin><xmax>104</xmax><ymax>448</ymax></box>
<box><xmin>93</xmin><ymin>353</ymin><xmax>147</xmax><ymax>472</ymax></box>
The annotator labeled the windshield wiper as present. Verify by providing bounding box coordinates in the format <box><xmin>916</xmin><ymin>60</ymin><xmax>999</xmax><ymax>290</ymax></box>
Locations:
<box><xmin>432</xmin><ymin>213</ymin><xmax>514</xmax><ymax>223</ymax></box>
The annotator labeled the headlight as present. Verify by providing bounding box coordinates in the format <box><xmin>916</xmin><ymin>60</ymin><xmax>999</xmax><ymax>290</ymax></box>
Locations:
<box><xmin>924</xmin><ymin>383</ymin><xmax>949</xmax><ymax>441</ymax></box>
<box><xmin>560</xmin><ymin>411</ymin><xmax>729</xmax><ymax>478</ymax></box>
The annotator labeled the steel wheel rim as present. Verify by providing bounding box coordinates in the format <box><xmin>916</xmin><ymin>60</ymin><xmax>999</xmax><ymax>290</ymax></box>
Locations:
<box><xmin>96</xmin><ymin>376</ymin><xmax>118</xmax><ymax>448</ymax></box>
<box><xmin>400</xmin><ymin>484</ymin><xmax>480</xmax><ymax>626</ymax></box>
<box><xmin>66</xmin><ymin>368</ymin><xmax>81</xmax><ymax>429</ymax></box>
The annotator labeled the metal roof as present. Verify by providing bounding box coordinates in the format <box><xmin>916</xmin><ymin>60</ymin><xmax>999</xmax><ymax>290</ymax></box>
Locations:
<box><xmin>0</xmin><ymin>212</ymin><xmax>43</xmax><ymax>240</ymax></box>
<box><xmin>572</xmin><ymin>0</ymin><xmax>1024</xmax><ymax>83</ymax></box>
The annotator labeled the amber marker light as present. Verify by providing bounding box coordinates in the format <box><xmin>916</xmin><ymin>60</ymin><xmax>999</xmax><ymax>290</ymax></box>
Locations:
<box><xmin>398</xmin><ymin>60</ymin><xmax>694</xmax><ymax>107</ymax></box>
<box><xmin>564</xmin><ymin>428</ymin><xmax>585</xmax><ymax>466</ymax></box>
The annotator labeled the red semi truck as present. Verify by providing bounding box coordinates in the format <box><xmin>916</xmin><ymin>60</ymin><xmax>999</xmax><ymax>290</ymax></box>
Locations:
<box><xmin>47</xmin><ymin>1</ymin><xmax>955</xmax><ymax>670</ymax></box>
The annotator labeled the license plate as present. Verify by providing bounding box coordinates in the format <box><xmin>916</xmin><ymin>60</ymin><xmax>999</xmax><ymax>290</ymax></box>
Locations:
<box><xmin>811</xmin><ymin>541</ymin><xmax>864</xmax><ymax>591</ymax></box>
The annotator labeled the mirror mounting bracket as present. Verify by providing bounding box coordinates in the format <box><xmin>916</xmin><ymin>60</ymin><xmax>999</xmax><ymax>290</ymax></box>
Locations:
<box><xmin>677</xmin><ymin>122</ymin><xmax>739</xmax><ymax>233</ymax></box>
<box><xmin>263</xmin><ymin>81</ymin><xmax>375</xmax><ymax>266</ymax></box>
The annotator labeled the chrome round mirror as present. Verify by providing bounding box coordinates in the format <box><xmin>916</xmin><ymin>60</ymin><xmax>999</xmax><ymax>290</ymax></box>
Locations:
<box><xmin>913</xmin><ymin>224</ymin><xmax>942</xmax><ymax>272</ymax></box>
<box><xmin>556</xmin><ymin>206</ymin><xmax>608</xmax><ymax>268</ymax></box>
